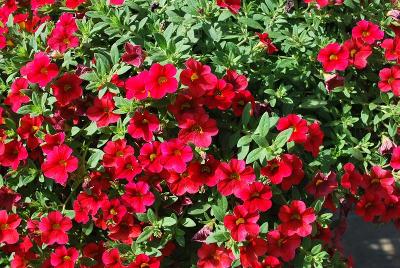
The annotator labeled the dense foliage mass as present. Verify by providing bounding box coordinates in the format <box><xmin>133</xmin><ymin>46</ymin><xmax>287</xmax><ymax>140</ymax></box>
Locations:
<box><xmin>0</xmin><ymin>0</ymin><xmax>399</xmax><ymax>267</ymax></box>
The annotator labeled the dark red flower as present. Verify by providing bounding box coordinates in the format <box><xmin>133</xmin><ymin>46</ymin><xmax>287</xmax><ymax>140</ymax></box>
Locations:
<box><xmin>0</xmin><ymin>140</ymin><xmax>28</xmax><ymax>170</ymax></box>
<box><xmin>115</xmin><ymin>155</ymin><xmax>142</xmax><ymax>181</ymax></box>
<box><xmin>127</xmin><ymin>110</ymin><xmax>159</xmax><ymax>142</ymax></box>
<box><xmin>341</xmin><ymin>163</ymin><xmax>364</xmax><ymax>195</ymax></box>
<box><xmin>197</xmin><ymin>243</ymin><xmax>233</xmax><ymax>268</ymax></box>
<box><xmin>187</xmin><ymin>155</ymin><xmax>220</xmax><ymax>187</ymax></box>
<box><xmin>266</xmin><ymin>229</ymin><xmax>301</xmax><ymax>262</ymax></box>
<box><xmin>51</xmin><ymin>73</ymin><xmax>83</xmax><ymax>106</ymax></box>
<box><xmin>203</xmin><ymin>79</ymin><xmax>235</xmax><ymax>110</ymax></box>
<box><xmin>224</xmin><ymin>205</ymin><xmax>259</xmax><ymax>241</ymax></box>
<box><xmin>355</xmin><ymin>193</ymin><xmax>385</xmax><ymax>222</ymax></box>
<box><xmin>39</xmin><ymin>211</ymin><xmax>72</xmax><ymax>245</ymax></box>
<box><xmin>86</xmin><ymin>92</ymin><xmax>120</xmax><ymax>127</ymax></box>
<box><xmin>261</xmin><ymin>256</ymin><xmax>281</xmax><ymax>268</ymax></box>
<box><xmin>231</xmin><ymin>89</ymin><xmax>255</xmax><ymax>117</ymax></box>
<box><xmin>222</xmin><ymin>69</ymin><xmax>248</xmax><ymax>91</ymax></box>
<box><xmin>129</xmin><ymin>254</ymin><xmax>160</xmax><ymax>268</ymax></box>
<box><xmin>362</xmin><ymin>166</ymin><xmax>394</xmax><ymax>198</ymax></box>
<box><xmin>278</xmin><ymin>200</ymin><xmax>316</xmax><ymax>237</ymax></box>
<box><xmin>122</xmin><ymin>43</ymin><xmax>146</xmax><ymax>67</ymax></box>
<box><xmin>239</xmin><ymin>237</ymin><xmax>268</xmax><ymax>268</ymax></box>
<box><xmin>304</xmin><ymin>121</ymin><xmax>324</xmax><ymax>157</ymax></box>
<box><xmin>0</xmin><ymin>210</ymin><xmax>21</xmax><ymax>244</ymax></box>
<box><xmin>216</xmin><ymin>0</ymin><xmax>241</xmax><ymax>14</ymax></box>
<box><xmin>146</xmin><ymin>63</ymin><xmax>178</xmax><ymax>99</ymax></box>
<box><xmin>167</xmin><ymin>93</ymin><xmax>205</xmax><ymax>120</ymax></box>
<box><xmin>257</xmin><ymin>33</ymin><xmax>278</xmax><ymax>54</ymax></box>
<box><xmin>352</xmin><ymin>20</ymin><xmax>384</xmax><ymax>44</ymax></box>
<box><xmin>180</xmin><ymin>58</ymin><xmax>217</xmax><ymax>97</ymax></box>
<box><xmin>236</xmin><ymin>181</ymin><xmax>272</xmax><ymax>212</ymax></box>
<box><xmin>306</xmin><ymin>171</ymin><xmax>338</xmax><ymax>198</ymax></box>
<box><xmin>317</xmin><ymin>43</ymin><xmax>349</xmax><ymax>72</ymax></box>
<box><xmin>107</xmin><ymin>214</ymin><xmax>141</xmax><ymax>244</ymax></box>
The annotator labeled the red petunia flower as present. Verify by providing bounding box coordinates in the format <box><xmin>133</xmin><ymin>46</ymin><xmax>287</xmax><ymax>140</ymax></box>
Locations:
<box><xmin>17</xmin><ymin>115</ymin><xmax>43</xmax><ymax>149</ymax></box>
<box><xmin>187</xmin><ymin>155</ymin><xmax>220</xmax><ymax>187</ymax></box>
<box><xmin>197</xmin><ymin>243</ymin><xmax>233</xmax><ymax>268</ymax></box>
<box><xmin>125</xmin><ymin>71</ymin><xmax>149</xmax><ymax>100</ymax></box>
<box><xmin>390</xmin><ymin>146</ymin><xmax>400</xmax><ymax>169</ymax></box>
<box><xmin>0</xmin><ymin>210</ymin><xmax>21</xmax><ymax>244</ymax></box>
<box><xmin>20</xmin><ymin>52</ymin><xmax>59</xmax><ymax>87</ymax></box>
<box><xmin>101</xmin><ymin>199</ymin><xmax>127</xmax><ymax>224</ymax></box>
<box><xmin>0</xmin><ymin>140</ymin><xmax>28</xmax><ymax>170</ymax></box>
<box><xmin>39</xmin><ymin>211</ymin><xmax>72</xmax><ymax>245</ymax></box>
<box><xmin>50</xmin><ymin>246</ymin><xmax>79</xmax><ymax>268</ymax></box>
<box><xmin>343</xmin><ymin>38</ymin><xmax>372</xmax><ymax>69</ymax></box>
<box><xmin>160</xmin><ymin>139</ymin><xmax>193</xmax><ymax>173</ymax></box>
<box><xmin>231</xmin><ymin>89</ymin><xmax>255</xmax><ymax>117</ymax></box>
<box><xmin>381</xmin><ymin>37</ymin><xmax>400</xmax><ymax>62</ymax></box>
<box><xmin>378</xmin><ymin>66</ymin><xmax>400</xmax><ymax>96</ymax></box>
<box><xmin>352</xmin><ymin>20</ymin><xmax>384</xmax><ymax>45</ymax></box>
<box><xmin>56</xmin><ymin>13</ymin><xmax>78</xmax><ymax>32</ymax></box>
<box><xmin>138</xmin><ymin>141</ymin><xmax>163</xmax><ymax>173</ymax></box>
<box><xmin>145</xmin><ymin>63</ymin><xmax>178</xmax><ymax>99</ymax></box>
<box><xmin>266</xmin><ymin>229</ymin><xmax>301</xmax><ymax>262</ymax></box>
<box><xmin>239</xmin><ymin>237</ymin><xmax>268</xmax><ymax>268</ymax></box>
<box><xmin>82</xmin><ymin>242</ymin><xmax>105</xmax><ymax>268</ymax></box>
<box><xmin>216</xmin><ymin>0</ymin><xmax>241</xmax><ymax>14</ymax></box>
<box><xmin>341</xmin><ymin>162</ymin><xmax>364</xmax><ymax>195</ymax></box>
<box><xmin>224</xmin><ymin>205</ymin><xmax>259</xmax><ymax>241</ymax></box>
<box><xmin>276</xmin><ymin>114</ymin><xmax>309</xmax><ymax>143</ymax></box>
<box><xmin>47</xmin><ymin>27</ymin><xmax>79</xmax><ymax>53</ymax></box>
<box><xmin>261</xmin><ymin>256</ymin><xmax>282</xmax><ymax>268</ymax></box>
<box><xmin>166</xmin><ymin>169</ymin><xmax>202</xmax><ymax>196</ymax></box>
<box><xmin>121</xmin><ymin>42</ymin><xmax>145</xmax><ymax>67</ymax></box>
<box><xmin>317</xmin><ymin>43</ymin><xmax>349</xmax><ymax>72</ymax></box>
<box><xmin>278</xmin><ymin>200</ymin><xmax>316</xmax><ymax>237</ymax></box>
<box><xmin>4</xmin><ymin>77</ymin><xmax>30</xmax><ymax>112</ymax></box>
<box><xmin>216</xmin><ymin>158</ymin><xmax>255</xmax><ymax>197</ymax></box>
<box><xmin>203</xmin><ymin>79</ymin><xmax>235</xmax><ymax>110</ymax></box>
<box><xmin>257</xmin><ymin>33</ymin><xmax>278</xmax><ymax>54</ymax></box>
<box><xmin>31</xmin><ymin>0</ymin><xmax>55</xmax><ymax>10</ymax></box>
<box><xmin>102</xmin><ymin>249</ymin><xmax>123</xmax><ymax>268</ymax></box>
<box><xmin>51</xmin><ymin>73</ymin><xmax>83</xmax><ymax>106</ymax></box>
<box><xmin>304</xmin><ymin>121</ymin><xmax>324</xmax><ymax>157</ymax></box>
<box><xmin>130</xmin><ymin>254</ymin><xmax>160</xmax><ymax>268</ymax></box>
<box><xmin>306</xmin><ymin>171</ymin><xmax>338</xmax><ymax>198</ymax></box>
<box><xmin>355</xmin><ymin>193</ymin><xmax>385</xmax><ymax>222</ymax></box>
<box><xmin>86</xmin><ymin>92</ymin><xmax>120</xmax><ymax>127</ymax></box>
<box><xmin>127</xmin><ymin>110</ymin><xmax>159</xmax><ymax>142</ymax></box>
<box><xmin>65</xmin><ymin>0</ymin><xmax>85</xmax><ymax>9</ymax></box>
<box><xmin>178</xmin><ymin>112</ymin><xmax>218</xmax><ymax>148</ymax></box>
<box><xmin>223</xmin><ymin>69</ymin><xmax>248</xmax><ymax>91</ymax></box>
<box><xmin>102</xmin><ymin>139</ymin><xmax>134</xmax><ymax>168</ymax></box>
<box><xmin>122</xmin><ymin>181</ymin><xmax>155</xmax><ymax>213</ymax></box>
<box><xmin>41</xmin><ymin>144</ymin><xmax>78</xmax><ymax>186</ymax></box>
<box><xmin>107</xmin><ymin>214</ymin><xmax>141</xmax><ymax>244</ymax></box>
<box><xmin>180</xmin><ymin>58</ymin><xmax>218</xmax><ymax>97</ymax></box>
<box><xmin>115</xmin><ymin>155</ymin><xmax>142</xmax><ymax>181</ymax></box>
<box><xmin>304</xmin><ymin>0</ymin><xmax>329</xmax><ymax>8</ymax></box>
<box><xmin>362</xmin><ymin>166</ymin><xmax>394</xmax><ymax>198</ymax></box>
<box><xmin>109</xmin><ymin>0</ymin><xmax>124</xmax><ymax>5</ymax></box>
<box><xmin>236</xmin><ymin>181</ymin><xmax>272</xmax><ymax>212</ymax></box>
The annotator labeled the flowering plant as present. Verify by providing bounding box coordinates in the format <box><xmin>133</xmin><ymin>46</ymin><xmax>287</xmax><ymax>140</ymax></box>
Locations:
<box><xmin>0</xmin><ymin>0</ymin><xmax>399</xmax><ymax>267</ymax></box>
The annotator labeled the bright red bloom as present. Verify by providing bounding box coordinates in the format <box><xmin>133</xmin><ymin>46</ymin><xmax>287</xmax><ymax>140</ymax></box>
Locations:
<box><xmin>50</xmin><ymin>246</ymin><xmax>79</xmax><ymax>268</ymax></box>
<box><xmin>236</xmin><ymin>182</ymin><xmax>272</xmax><ymax>212</ymax></box>
<box><xmin>239</xmin><ymin>237</ymin><xmax>268</xmax><ymax>268</ymax></box>
<box><xmin>0</xmin><ymin>186</ymin><xmax>21</xmax><ymax>210</ymax></box>
<box><xmin>187</xmin><ymin>155</ymin><xmax>220</xmax><ymax>187</ymax></box>
<box><xmin>17</xmin><ymin>115</ymin><xmax>43</xmax><ymax>145</ymax></box>
<box><xmin>122</xmin><ymin>181</ymin><xmax>155</xmax><ymax>213</ymax></box>
<box><xmin>261</xmin><ymin>256</ymin><xmax>281</xmax><ymax>268</ymax></box>
<box><xmin>266</xmin><ymin>229</ymin><xmax>301</xmax><ymax>262</ymax></box>
<box><xmin>107</xmin><ymin>214</ymin><xmax>141</xmax><ymax>244</ymax></box>
<box><xmin>122</xmin><ymin>42</ymin><xmax>145</xmax><ymax>67</ymax></box>
<box><xmin>146</xmin><ymin>63</ymin><xmax>178</xmax><ymax>99</ymax></box>
<box><xmin>257</xmin><ymin>33</ymin><xmax>278</xmax><ymax>54</ymax></box>
<box><xmin>261</xmin><ymin>154</ymin><xmax>292</xmax><ymax>185</ymax></box>
<box><xmin>276</xmin><ymin>114</ymin><xmax>308</xmax><ymax>143</ymax></box>
<box><xmin>355</xmin><ymin>193</ymin><xmax>385</xmax><ymax>222</ymax></box>
<box><xmin>4</xmin><ymin>77</ymin><xmax>30</xmax><ymax>112</ymax></box>
<box><xmin>109</xmin><ymin>0</ymin><xmax>124</xmax><ymax>5</ymax></box>
<box><xmin>197</xmin><ymin>243</ymin><xmax>233</xmax><ymax>268</ymax></box>
<box><xmin>51</xmin><ymin>73</ymin><xmax>83</xmax><ymax>106</ymax></box>
<box><xmin>216</xmin><ymin>0</ymin><xmax>241</xmax><ymax>14</ymax></box>
<box><xmin>178</xmin><ymin>112</ymin><xmax>218</xmax><ymax>148</ymax></box>
<box><xmin>86</xmin><ymin>92</ymin><xmax>120</xmax><ymax>127</ymax></box>
<box><xmin>115</xmin><ymin>155</ymin><xmax>142</xmax><ymax>181</ymax></box>
<box><xmin>224</xmin><ymin>205</ymin><xmax>259</xmax><ymax>241</ymax></box>
<box><xmin>41</xmin><ymin>132</ymin><xmax>65</xmax><ymax>155</ymax></box>
<box><xmin>39</xmin><ymin>211</ymin><xmax>72</xmax><ymax>245</ymax></box>
<box><xmin>41</xmin><ymin>144</ymin><xmax>78</xmax><ymax>186</ymax></box>
<box><xmin>231</xmin><ymin>89</ymin><xmax>255</xmax><ymax>117</ymax></box>
<box><xmin>160</xmin><ymin>139</ymin><xmax>193</xmax><ymax>173</ymax></box>
<box><xmin>138</xmin><ymin>141</ymin><xmax>163</xmax><ymax>173</ymax></box>
<box><xmin>222</xmin><ymin>69</ymin><xmax>248</xmax><ymax>91</ymax></box>
<box><xmin>102</xmin><ymin>249</ymin><xmax>124</xmax><ymax>268</ymax></box>
<box><xmin>47</xmin><ymin>27</ymin><xmax>79</xmax><ymax>53</ymax></box>
<box><xmin>65</xmin><ymin>0</ymin><xmax>85</xmax><ymax>8</ymax></box>
<box><xmin>304</xmin><ymin>0</ymin><xmax>329</xmax><ymax>8</ymax></box>
<box><xmin>278</xmin><ymin>200</ymin><xmax>316</xmax><ymax>237</ymax></box>
<box><xmin>125</xmin><ymin>71</ymin><xmax>149</xmax><ymax>100</ymax></box>
<box><xmin>390</xmin><ymin>146</ymin><xmax>400</xmax><ymax>169</ymax></box>
<box><xmin>304</xmin><ymin>121</ymin><xmax>324</xmax><ymax>157</ymax></box>
<box><xmin>317</xmin><ymin>43</ymin><xmax>349</xmax><ymax>72</ymax></box>
<box><xmin>352</xmin><ymin>20</ymin><xmax>384</xmax><ymax>45</ymax></box>
<box><xmin>31</xmin><ymin>0</ymin><xmax>55</xmax><ymax>10</ymax></box>
<box><xmin>381</xmin><ymin>37</ymin><xmax>400</xmax><ymax>62</ymax></box>
<box><xmin>101</xmin><ymin>199</ymin><xmax>127</xmax><ymax>224</ymax></box>
<box><xmin>127</xmin><ymin>110</ymin><xmax>159</xmax><ymax>142</ymax></box>
<box><xmin>129</xmin><ymin>254</ymin><xmax>160</xmax><ymax>268</ymax></box>
<box><xmin>306</xmin><ymin>171</ymin><xmax>338</xmax><ymax>198</ymax></box>
<box><xmin>378</xmin><ymin>66</ymin><xmax>400</xmax><ymax>96</ymax></box>
<box><xmin>0</xmin><ymin>140</ymin><xmax>28</xmax><ymax>170</ymax></box>
<box><xmin>20</xmin><ymin>52</ymin><xmax>59</xmax><ymax>87</ymax></box>
<box><xmin>216</xmin><ymin>158</ymin><xmax>255</xmax><ymax>197</ymax></box>
<box><xmin>166</xmin><ymin>169</ymin><xmax>202</xmax><ymax>196</ymax></box>
<box><xmin>180</xmin><ymin>58</ymin><xmax>217</xmax><ymax>97</ymax></box>
<box><xmin>0</xmin><ymin>210</ymin><xmax>21</xmax><ymax>244</ymax></box>
<box><xmin>168</xmin><ymin>93</ymin><xmax>205</xmax><ymax>120</ymax></box>
<box><xmin>341</xmin><ymin>163</ymin><xmax>364</xmax><ymax>195</ymax></box>
<box><xmin>203</xmin><ymin>79</ymin><xmax>235</xmax><ymax>110</ymax></box>
<box><xmin>102</xmin><ymin>139</ymin><xmax>134</xmax><ymax>168</ymax></box>
<box><xmin>56</xmin><ymin>13</ymin><xmax>78</xmax><ymax>32</ymax></box>
<box><xmin>343</xmin><ymin>38</ymin><xmax>372</xmax><ymax>69</ymax></box>
<box><xmin>363</xmin><ymin>166</ymin><xmax>394</xmax><ymax>198</ymax></box>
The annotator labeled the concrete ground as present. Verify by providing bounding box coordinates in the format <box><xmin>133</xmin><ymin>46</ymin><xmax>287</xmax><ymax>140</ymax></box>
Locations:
<box><xmin>342</xmin><ymin>214</ymin><xmax>400</xmax><ymax>267</ymax></box>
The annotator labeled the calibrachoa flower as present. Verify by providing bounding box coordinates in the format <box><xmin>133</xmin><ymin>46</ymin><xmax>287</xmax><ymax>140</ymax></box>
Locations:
<box><xmin>160</xmin><ymin>139</ymin><xmax>193</xmax><ymax>173</ymax></box>
<box><xmin>50</xmin><ymin>246</ymin><xmax>79</xmax><ymax>268</ymax></box>
<box><xmin>257</xmin><ymin>32</ymin><xmax>278</xmax><ymax>54</ymax></box>
<box><xmin>390</xmin><ymin>147</ymin><xmax>400</xmax><ymax>169</ymax></box>
<box><xmin>266</xmin><ymin>229</ymin><xmax>301</xmax><ymax>262</ymax></box>
<box><xmin>115</xmin><ymin>155</ymin><xmax>142</xmax><ymax>181</ymax></box>
<box><xmin>216</xmin><ymin>158</ymin><xmax>255</xmax><ymax>197</ymax></box>
<box><xmin>352</xmin><ymin>20</ymin><xmax>384</xmax><ymax>45</ymax></box>
<box><xmin>39</xmin><ymin>211</ymin><xmax>72</xmax><ymax>245</ymax></box>
<box><xmin>86</xmin><ymin>92</ymin><xmax>120</xmax><ymax>127</ymax></box>
<box><xmin>20</xmin><ymin>52</ymin><xmax>59</xmax><ymax>87</ymax></box>
<box><xmin>130</xmin><ymin>254</ymin><xmax>160</xmax><ymax>268</ymax></box>
<box><xmin>222</xmin><ymin>69</ymin><xmax>248</xmax><ymax>91</ymax></box>
<box><xmin>305</xmin><ymin>171</ymin><xmax>338</xmax><ymax>198</ymax></box>
<box><xmin>276</xmin><ymin>114</ymin><xmax>308</xmax><ymax>143</ymax></box>
<box><xmin>341</xmin><ymin>162</ymin><xmax>364</xmax><ymax>195</ymax></box>
<box><xmin>41</xmin><ymin>144</ymin><xmax>78</xmax><ymax>186</ymax></box>
<box><xmin>378</xmin><ymin>66</ymin><xmax>400</xmax><ymax>96</ymax></box>
<box><xmin>0</xmin><ymin>210</ymin><xmax>21</xmax><ymax>244</ymax></box>
<box><xmin>278</xmin><ymin>200</ymin><xmax>316</xmax><ymax>237</ymax></box>
<box><xmin>122</xmin><ymin>181</ymin><xmax>155</xmax><ymax>213</ymax></box>
<box><xmin>204</xmin><ymin>79</ymin><xmax>235</xmax><ymax>110</ymax></box>
<box><xmin>180</xmin><ymin>58</ymin><xmax>217</xmax><ymax>97</ymax></box>
<box><xmin>0</xmin><ymin>140</ymin><xmax>28</xmax><ymax>170</ymax></box>
<box><xmin>236</xmin><ymin>181</ymin><xmax>273</xmax><ymax>212</ymax></box>
<box><xmin>343</xmin><ymin>38</ymin><xmax>372</xmax><ymax>69</ymax></box>
<box><xmin>138</xmin><ymin>141</ymin><xmax>163</xmax><ymax>173</ymax></box>
<box><xmin>146</xmin><ymin>63</ymin><xmax>178</xmax><ymax>99</ymax></box>
<box><xmin>125</xmin><ymin>71</ymin><xmax>149</xmax><ymax>100</ymax></box>
<box><xmin>66</xmin><ymin>0</ymin><xmax>85</xmax><ymax>9</ymax></box>
<box><xmin>127</xmin><ymin>110</ymin><xmax>159</xmax><ymax>142</ymax></box>
<box><xmin>355</xmin><ymin>193</ymin><xmax>385</xmax><ymax>222</ymax></box>
<box><xmin>224</xmin><ymin>205</ymin><xmax>259</xmax><ymax>241</ymax></box>
<box><xmin>102</xmin><ymin>248</ymin><xmax>123</xmax><ymax>268</ymax></box>
<box><xmin>4</xmin><ymin>77</ymin><xmax>30</xmax><ymax>112</ymax></box>
<box><xmin>122</xmin><ymin>42</ymin><xmax>146</xmax><ymax>67</ymax></box>
<box><xmin>317</xmin><ymin>43</ymin><xmax>349</xmax><ymax>72</ymax></box>
<box><xmin>304</xmin><ymin>0</ymin><xmax>329</xmax><ymax>8</ymax></box>
<box><xmin>381</xmin><ymin>37</ymin><xmax>400</xmax><ymax>62</ymax></box>
<box><xmin>102</xmin><ymin>139</ymin><xmax>135</xmax><ymax>168</ymax></box>
<box><xmin>304</xmin><ymin>121</ymin><xmax>324</xmax><ymax>157</ymax></box>
<box><xmin>197</xmin><ymin>243</ymin><xmax>233</xmax><ymax>268</ymax></box>
<box><xmin>178</xmin><ymin>112</ymin><xmax>218</xmax><ymax>148</ymax></box>
<box><xmin>51</xmin><ymin>73</ymin><xmax>83</xmax><ymax>106</ymax></box>
<box><xmin>216</xmin><ymin>0</ymin><xmax>241</xmax><ymax>14</ymax></box>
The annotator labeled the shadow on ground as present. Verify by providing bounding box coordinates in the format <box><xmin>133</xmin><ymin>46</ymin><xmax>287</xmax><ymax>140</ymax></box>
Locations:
<box><xmin>342</xmin><ymin>214</ymin><xmax>400</xmax><ymax>268</ymax></box>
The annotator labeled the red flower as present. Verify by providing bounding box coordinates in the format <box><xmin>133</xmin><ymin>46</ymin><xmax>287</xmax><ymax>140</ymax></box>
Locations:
<box><xmin>168</xmin><ymin>93</ymin><xmax>205</xmax><ymax>120</ymax></box>
<box><xmin>115</xmin><ymin>155</ymin><xmax>142</xmax><ymax>181</ymax></box>
<box><xmin>224</xmin><ymin>205</ymin><xmax>259</xmax><ymax>241</ymax></box>
<box><xmin>102</xmin><ymin>249</ymin><xmax>123</xmax><ymax>268</ymax></box>
<box><xmin>0</xmin><ymin>210</ymin><xmax>21</xmax><ymax>244</ymax></box>
<box><xmin>160</xmin><ymin>139</ymin><xmax>193</xmax><ymax>173</ymax></box>
<box><xmin>266</xmin><ymin>229</ymin><xmax>301</xmax><ymax>262</ymax></box>
<box><xmin>276</xmin><ymin>114</ymin><xmax>308</xmax><ymax>143</ymax></box>
<box><xmin>391</xmin><ymin>146</ymin><xmax>400</xmax><ymax>169</ymax></box>
<box><xmin>216</xmin><ymin>158</ymin><xmax>255</xmax><ymax>197</ymax></box>
<box><xmin>343</xmin><ymin>38</ymin><xmax>372</xmax><ymax>69</ymax></box>
<box><xmin>278</xmin><ymin>200</ymin><xmax>316</xmax><ymax>237</ymax></box>
<box><xmin>109</xmin><ymin>0</ymin><xmax>124</xmax><ymax>5</ymax></box>
<box><xmin>187</xmin><ymin>155</ymin><xmax>220</xmax><ymax>187</ymax></box>
<box><xmin>107</xmin><ymin>214</ymin><xmax>141</xmax><ymax>244</ymax></box>
<box><xmin>122</xmin><ymin>181</ymin><xmax>155</xmax><ymax>213</ymax></box>
<box><xmin>0</xmin><ymin>140</ymin><xmax>28</xmax><ymax>170</ymax></box>
<box><xmin>20</xmin><ymin>52</ymin><xmax>59</xmax><ymax>87</ymax></box>
<box><xmin>304</xmin><ymin>0</ymin><xmax>329</xmax><ymax>8</ymax></box>
<box><xmin>180</xmin><ymin>58</ymin><xmax>217</xmax><ymax>97</ymax></box>
<box><xmin>102</xmin><ymin>139</ymin><xmax>135</xmax><ymax>168</ymax></box>
<box><xmin>236</xmin><ymin>182</ymin><xmax>272</xmax><ymax>212</ymax></box>
<box><xmin>203</xmin><ymin>79</ymin><xmax>235</xmax><ymax>110</ymax></box>
<box><xmin>324</xmin><ymin>73</ymin><xmax>345</xmax><ymax>93</ymax></box>
<box><xmin>223</xmin><ymin>69</ymin><xmax>248</xmax><ymax>91</ymax></box>
<box><xmin>197</xmin><ymin>243</ymin><xmax>233</xmax><ymax>268</ymax></box>
<box><xmin>65</xmin><ymin>0</ymin><xmax>85</xmax><ymax>9</ymax></box>
<box><xmin>4</xmin><ymin>77</ymin><xmax>30</xmax><ymax>112</ymax></box>
<box><xmin>239</xmin><ymin>237</ymin><xmax>268</xmax><ymax>268</ymax></box>
<box><xmin>51</xmin><ymin>73</ymin><xmax>83</xmax><ymax>106</ymax></box>
<box><xmin>231</xmin><ymin>89</ymin><xmax>255</xmax><ymax>117</ymax></box>
<box><xmin>87</xmin><ymin>92</ymin><xmax>120</xmax><ymax>127</ymax></box>
<box><xmin>138</xmin><ymin>141</ymin><xmax>163</xmax><ymax>173</ymax></box>
<box><xmin>378</xmin><ymin>66</ymin><xmax>400</xmax><ymax>96</ymax></box>
<box><xmin>102</xmin><ymin>199</ymin><xmax>127</xmax><ymax>224</ymax></box>
<box><xmin>261</xmin><ymin>256</ymin><xmax>281</xmax><ymax>268</ymax></box>
<box><xmin>39</xmin><ymin>211</ymin><xmax>72</xmax><ymax>245</ymax></box>
<box><xmin>17</xmin><ymin>115</ymin><xmax>43</xmax><ymax>149</ymax></box>
<box><xmin>352</xmin><ymin>20</ymin><xmax>384</xmax><ymax>45</ymax></box>
<box><xmin>125</xmin><ymin>71</ymin><xmax>149</xmax><ymax>100</ymax></box>
<box><xmin>306</xmin><ymin>171</ymin><xmax>338</xmax><ymax>198</ymax></box>
<box><xmin>127</xmin><ymin>110</ymin><xmax>159</xmax><ymax>142</ymax></box>
<box><xmin>129</xmin><ymin>254</ymin><xmax>160</xmax><ymax>268</ymax></box>
<box><xmin>41</xmin><ymin>144</ymin><xmax>78</xmax><ymax>186</ymax></box>
<box><xmin>178</xmin><ymin>112</ymin><xmax>218</xmax><ymax>148</ymax></box>
<box><xmin>216</xmin><ymin>0</ymin><xmax>241</xmax><ymax>14</ymax></box>
<box><xmin>122</xmin><ymin>43</ymin><xmax>145</xmax><ymax>67</ymax></box>
<box><xmin>166</xmin><ymin>169</ymin><xmax>202</xmax><ymax>196</ymax></box>
<box><xmin>355</xmin><ymin>193</ymin><xmax>385</xmax><ymax>222</ymax></box>
<box><xmin>304</xmin><ymin>121</ymin><xmax>324</xmax><ymax>157</ymax></box>
<box><xmin>41</xmin><ymin>132</ymin><xmax>65</xmax><ymax>154</ymax></box>
<box><xmin>50</xmin><ymin>246</ymin><xmax>79</xmax><ymax>268</ymax></box>
<box><xmin>47</xmin><ymin>27</ymin><xmax>79</xmax><ymax>53</ymax></box>
<box><xmin>257</xmin><ymin>33</ymin><xmax>278</xmax><ymax>54</ymax></box>
<box><xmin>56</xmin><ymin>13</ymin><xmax>78</xmax><ymax>33</ymax></box>
<box><xmin>146</xmin><ymin>63</ymin><xmax>178</xmax><ymax>99</ymax></box>
<box><xmin>363</xmin><ymin>166</ymin><xmax>394</xmax><ymax>198</ymax></box>
<box><xmin>317</xmin><ymin>43</ymin><xmax>349</xmax><ymax>72</ymax></box>
<box><xmin>381</xmin><ymin>37</ymin><xmax>400</xmax><ymax>62</ymax></box>
<box><xmin>341</xmin><ymin>163</ymin><xmax>364</xmax><ymax>195</ymax></box>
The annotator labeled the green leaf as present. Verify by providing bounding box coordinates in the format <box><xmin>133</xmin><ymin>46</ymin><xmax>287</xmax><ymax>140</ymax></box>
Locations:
<box><xmin>272</xmin><ymin>128</ymin><xmax>293</xmax><ymax>149</ymax></box>
<box><xmin>246</xmin><ymin>148</ymin><xmax>265</xmax><ymax>164</ymax></box>
<box><xmin>255</xmin><ymin>112</ymin><xmax>271</xmax><ymax>137</ymax></box>
<box><xmin>206</xmin><ymin>231</ymin><xmax>230</xmax><ymax>243</ymax></box>
<box><xmin>87</xmin><ymin>149</ymin><xmax>104</xmax><ymax>169</ymax></box>
<box><xmin>162</xmin><ymin>217</ymin><xmax>177</xmax><ymax>227</ymax></box>
<box><xmin>182</xmin><ymin>218</ymin><xmax>196</xmax><ymax>227</ymax></box>
<box><xmin>147</xmin><ymin>209</ymin><xmax>157</xmax><ymax>224</ymax></box>
<box><xmin>136</xmin><ymin>226</ymin><xmax>154</xmax><ymax>243</ymax></box>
